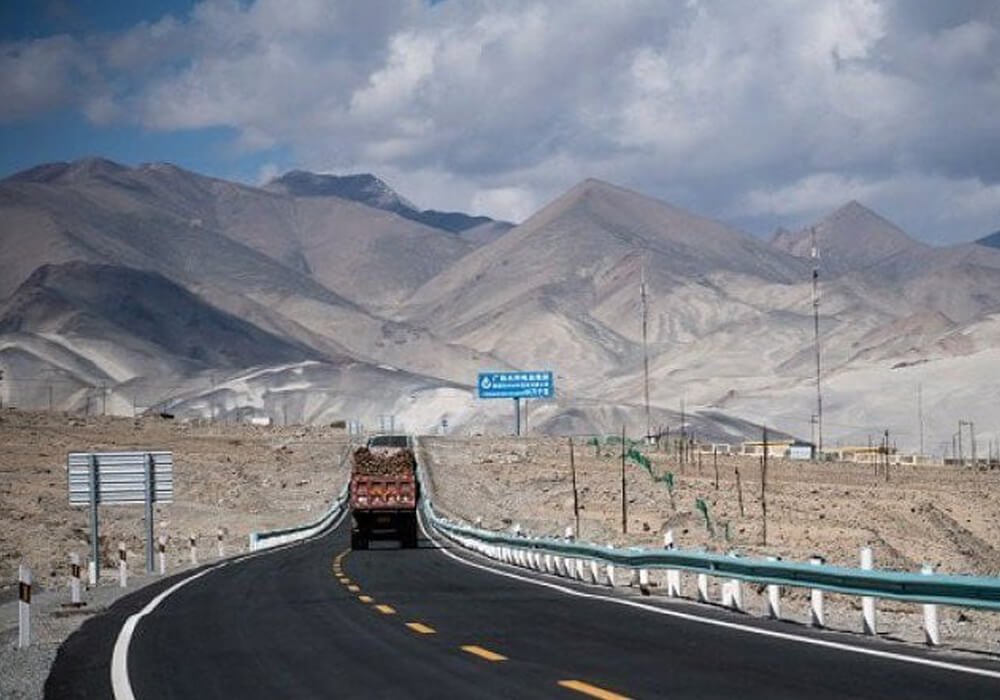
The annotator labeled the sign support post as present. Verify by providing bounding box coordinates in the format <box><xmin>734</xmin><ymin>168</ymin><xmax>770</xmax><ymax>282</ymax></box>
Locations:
<box><xmin>88</xmin><ymin>454</ymin><xmax>100</xmax><ymax>582</ymax></box>
<box><xmin>145</xmin><ymin>453</ymin><xmax>155</xmax><ymax>574</ymax></box>
<box><xmin>513</xmin><ymin>398</ymin><xmax>521</xmax><ymax>436</ymax></box>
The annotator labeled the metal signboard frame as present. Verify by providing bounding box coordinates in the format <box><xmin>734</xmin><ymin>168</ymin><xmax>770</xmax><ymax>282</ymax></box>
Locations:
<box><xmin>67</xmin><ymin>451</ymin><xmax>174</xmax><ymax>574</ymax></box>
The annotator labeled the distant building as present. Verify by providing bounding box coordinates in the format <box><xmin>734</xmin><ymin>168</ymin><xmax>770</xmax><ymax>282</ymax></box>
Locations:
<box><xmin>740</xmin><ymin>440</ymin><xmax>794</xmax><ymax>458</ymax></box>
<box><xmin>788</xmin><ymin>441</ymin><xmax>815</xmax><ymax>460</ymax></box>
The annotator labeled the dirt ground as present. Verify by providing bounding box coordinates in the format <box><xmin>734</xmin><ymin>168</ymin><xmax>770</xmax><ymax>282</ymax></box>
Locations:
<box><xmin>419</xmin><ymin>435</ymin><xmax>1000</xmax><ymax>656</ymax></box>
<box><xmin>0</xmin><ymin>409</ymin><xmax>351</xmax><ymax>598</ymax></box>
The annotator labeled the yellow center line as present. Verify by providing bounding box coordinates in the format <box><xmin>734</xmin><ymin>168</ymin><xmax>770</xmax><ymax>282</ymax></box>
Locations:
<box><xmin>460</xmin><ymin>645</ymin><xmax>507</xmax><ymax>662</ymax></box>
<box><xmin>406</xmin><ymin>622</ymin><xmax>436</xmax><ymax>634</ymax></box>
<box><xmin>558</xmin><ymin>680</ymin><xmax>631</xmax><ymax>700</ymax></box>
<box><xmin>358</xmin><ymin>595</ymin><xmax>374</xmax><ymax>603</ymax></box>
<box><xmin>338</xmin><ymin>578</ymin><xmax>351</xmax><ymax>584</ymax></box>
<box><xmin>347</xmin><ymin>584</ymin><xmax>360</xmax><ymax>593</ymax></box>
<box><xmin>375</xmin><ymin>604</ymin><xmax>396</xmax><ymax>615</ymax></box>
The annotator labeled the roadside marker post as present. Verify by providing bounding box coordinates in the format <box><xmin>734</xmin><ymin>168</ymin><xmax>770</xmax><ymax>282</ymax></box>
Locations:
<box><xmin>810</xmin><ymin>557</ymin><xmax>825</xmax><ymax>627</ymax></box>
<box><xmin>766</xmin><ymin>556</ymin><xmax>781</xmax><ymax>619</ymax></box>
<box><xmin>189</xmin><ymin>533</ymin><xmax>198</xmax><ymax>566</ymax></box>
<box><xmin>217</xmin><ymin>528</ymin><xmax>225</xmax><ymax>558</ymax></box>
<box><xmin>119</xmin><ymin>542</ymin><xmax>128</xmax><ymax>588</ymax></box>
<box><xmin>70</xmin><ymin>553</ymin><xmax>82</xmax><ymax>605</ymax></box>
<box><xmin>922</xmin><ymin>565</ymin><xmax>940</xmax><ymax>646</ymax></box>
<box><xmin>18</xmin><ymin>565</ymin><xmax>31</xmax><ymax>648</ymax></box>
<box><xmin>861</xmin><ymin>547</ymin><xmax>877</xmax><ymax>635</ymax></box>
<box><xmin>158</xmin><ymin>535</ymin><xmax>167</xmax><ymax>575</ymax></box>
<box><xmin>697</xmin><ymin>573</ymin><xmax>710</xmax><ymax>603</ymax></box>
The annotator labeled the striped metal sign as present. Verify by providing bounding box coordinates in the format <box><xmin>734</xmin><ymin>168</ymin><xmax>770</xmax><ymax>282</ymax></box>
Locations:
<box><xmin>67</xmin><ymin>451</ymin><xmax>174</xmax><ymax>505</ymax></box>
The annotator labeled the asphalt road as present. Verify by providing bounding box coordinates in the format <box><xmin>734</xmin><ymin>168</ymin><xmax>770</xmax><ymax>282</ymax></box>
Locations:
<box><xmin>46</xmin><ymin>515</ymin><xmax>1000</xmax><ymax>699</ymax></box>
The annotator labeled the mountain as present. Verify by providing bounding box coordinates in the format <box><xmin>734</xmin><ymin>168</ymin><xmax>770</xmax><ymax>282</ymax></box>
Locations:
<box><xmin>266</xmin><ymin>170</ymin><xmax>514</xmax><ymax>235</ymax></box>
<box><xmin>3</xmin><ymin>158</ymin><xmax>1000</xmax><ymax>451</ymax></box>
<box><xmin>770</xmin><ymin>200</ymin><xmax>926</xmax><ymax>275</ymax></box>
<box><xmin>0</xmin><ymin>261</ymin><xmax>318</xmax><ymax>370</ymax></box>
<box><xmin>976</xmin><ymin>230</ymin><xmax>1000</xmax><ymax>248</ymax></box>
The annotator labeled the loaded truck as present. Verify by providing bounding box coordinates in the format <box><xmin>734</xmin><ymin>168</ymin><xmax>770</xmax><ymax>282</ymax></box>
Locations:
<box><xmin>350</xmin><ymin>435</ymin><xmax>419</xmax><ymax>549</ymax></box>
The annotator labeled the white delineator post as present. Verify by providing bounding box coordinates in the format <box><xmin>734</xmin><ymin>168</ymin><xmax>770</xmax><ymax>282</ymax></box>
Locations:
<box><xmin>766</xmin><ymin>556</ymin><xmax>781</xmax><ymax>619</ymax></box>
<box><xmin>88</xmin><ymin>557</ymin><xmax>97</xmax><ymax>587</ymax></box>
<box><xmin>810</xmin><ymin>557</ymin><xmax>825</xmax><ymax>627</ymax></box>
<box><xmin>118</xmin><ymin>542</ymin><xmax>127</xmax><ymax>588</ymax></box>
<box><xmin>158</xmin><ymin>535</ymin><xmax>167</xmax><ymax>575</ymax></box>
<box><xmin>217</xmin><ymin>528</ymin><xmax>225</xmax><ymax>558</ymax></box>
<box><xmin>922</xmin><ymin>565</ymin><xmax>940</xmax><ymax>646</ymax></box>
<box><xmin>664</xmin><ymin>530</ymin><xmax>681</xmax><ymax>597</ymax></box>
<box><xmin>861</xmin><ymin>546</ymin><xmax>876</xmax><ymax>635</ymax></box>
<box><xmin>697</xmin><ymin>573</ymin><xmax>709</xmax><ymax>603</ymax></box>
<box><xmin>18</xmin><ymin>564</ymin><xmax>31</xmax><ymax>649</ymax></box>
<box><xmin>605</xmin><ymin>544</ymin><xmax>616</xmax><ymax>587</ymax></box>
<box><xmin>189</xmin><ymin>533</ymin><xmax>198</xmax><ymax>566</ymax></box>
<box><xmin>70</xmin><ymin>553</ymin><xmax>82</xmax><ymax>605</ymax></box>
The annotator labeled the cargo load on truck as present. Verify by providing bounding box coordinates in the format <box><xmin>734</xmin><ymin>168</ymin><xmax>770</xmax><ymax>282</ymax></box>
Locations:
<box><xmin>350</xmin><ymin>436</ymin><xmax>419</xmax><ymax>549</ymax></box>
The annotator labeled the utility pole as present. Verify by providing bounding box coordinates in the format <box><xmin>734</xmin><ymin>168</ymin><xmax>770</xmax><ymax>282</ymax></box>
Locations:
<box><xmin>917</xmin><ymin>384</ymin><xmax>924</xmax><ymax>458</ymax></box>
<box><xmin>620</xmin><ymin>424</ymin><xmax>627</xmax><ymax>534</ymax></box>
<box><xmin>640</xmin><ymin>263</ymin><xmax>651</xmax><ymax>443</ymax></box>
<box><xmin>569</xmin><ymin>438</ymin><xmax>580</xmax><ymax>538</ymax></box>
<box><xmin>957</xmin><ymin>421</ymin><xmax>964</xmax><ymax>467</ymax></box>
<box><xmin>810</xmin><ymin>227</ymin><xmax>824</xmax><ymax>456</ymax></box>
<box><xmin>680</xmin><ymin>397</ymin><xmax>686</xmax><ymax>467</ymax></box>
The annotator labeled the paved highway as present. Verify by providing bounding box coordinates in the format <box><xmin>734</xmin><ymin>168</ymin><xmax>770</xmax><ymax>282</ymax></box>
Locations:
<box><xmin>47</xmin><ymin>514</ymin><xmax>1000</xmax><ymax>698</ymax></box>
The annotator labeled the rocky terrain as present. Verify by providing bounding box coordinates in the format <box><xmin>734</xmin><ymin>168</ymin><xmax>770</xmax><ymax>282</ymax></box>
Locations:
<box><xmin>420</xmin><ymin>435</ymin><xmax>1000</xmax><ymax>655</ymax></box>
<box><xmin>0</xmin><ymin>409</ymin><xmax>351</xmax><ymax>698</ymax></box>
<box><xmin>2</xmin><ymin>158</ymin><xmax>999</xmax><ymax>454</ymax></box>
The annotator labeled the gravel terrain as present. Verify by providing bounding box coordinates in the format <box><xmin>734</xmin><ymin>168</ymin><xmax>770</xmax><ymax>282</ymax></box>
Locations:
<box><xmin>419</xmin><ymin>435</ymin><xmax>1000</xmax><ymax>657</ymax></box>
<box><xmin>0</xmin><ymin>409</ymin><xmax>350</xmax><ymax>699</ymax></box>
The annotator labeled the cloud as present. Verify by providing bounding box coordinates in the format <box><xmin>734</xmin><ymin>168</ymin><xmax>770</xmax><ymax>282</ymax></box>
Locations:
<box><xmin>0</xmin><ymin>34</ymin><xmax>95</xmax><ymax>122</ymax></box>
<box><xmin>1</xmin><ymin>0</ymin><xmax>998</xmax><ymax>240</ymax></box>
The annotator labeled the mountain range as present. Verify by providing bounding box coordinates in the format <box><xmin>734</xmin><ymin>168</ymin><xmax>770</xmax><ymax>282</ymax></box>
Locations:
<box><xmin>1</xmin><ymin>157</ymin><xmax>998</xmax><ymax>453</ymax></box>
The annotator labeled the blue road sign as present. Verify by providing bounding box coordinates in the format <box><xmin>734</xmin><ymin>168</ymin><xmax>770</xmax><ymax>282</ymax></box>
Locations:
<box><xmin>478</xmin><ymin>371</ymin><xmax>554</xmax><ymax>399</ymax></box>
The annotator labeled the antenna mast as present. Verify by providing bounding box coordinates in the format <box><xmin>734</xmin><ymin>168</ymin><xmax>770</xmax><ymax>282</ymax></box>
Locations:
<box><xmin>641</xmin><ymin>262</ymin><xmax>651</xmax><ymax>442</ymax></box>
<box><xmin>811</xmin><ymin>227</ymin><xmax>824</xmax><ymax>456</ymax></box>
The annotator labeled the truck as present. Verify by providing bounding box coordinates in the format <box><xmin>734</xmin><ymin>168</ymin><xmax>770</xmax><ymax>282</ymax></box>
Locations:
<box><xmin>349</xmin><ymin>435</ymin><xmax>419</xmax><ymax>549</ymax></box>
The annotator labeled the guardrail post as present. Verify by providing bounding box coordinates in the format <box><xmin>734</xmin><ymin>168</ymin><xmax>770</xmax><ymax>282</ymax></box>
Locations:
<box><xmin>189</xmin><ymin>533</ymin><xmax>198</xmax><ymax>566</ymax></box>
<box><xmin>606</xmin><ymin>544</ymin><xmax>616</xmax><ymax>587</ymax></box>
<box><xmin>861</xmin><ymin>547</ymin><xmax>876</xmax><ymax>635</ymax></box>
<box><xmin>18</xmin><ymin>564</ymin><xmax>31</xmax><ymax>649</ymax></box>
<box><xmin>810</xmin><ymin>557</ymin><xmax>825</xmax><ymax>627</ymax></box>
<box><xmin>639</xmin><ymin>568</ymin><xmax>650</xmax><ymax>595</ymax></box>
<box><xmin>118</xmin><ymin>542</ymin><xmax>127</xmax><ymax>588</ymax></box>
<box><xmin>70</xmin><ymin>553</ymin><xmax>82</xmax><ymax>605</ymax></box>
<box><xmin>697</xmin><ymin>573</ymin><xmax>709</xmax><ymax>602</ymax></box>
<box><xmin>249</xmin><ymin>532</ymin><xmax>258</xmax><ymax>552</ymax></box>
<box><xmin>544</xmin><ymin>553</ymin><xmax>553</xmax><ymax>573</ymax></box>
<box><xmin>922</xmin><ymin>565</ymin><xmax>940</xmax><ymax>646</ymax></box>
<box><xmin>217</xmin><ymin>528</ymin><xmax>225</xmax><ymax>558</ymax></box>
<box><xmin>590</xmin><ymin>559</ymin><xmax>600</xmax><ymax>584</ymax></box>
<box><xmin>576</xmin><ymin>559</ymin><xmax>585</xmax><ymax>580</ymax></box>
<box><xmin>664</xmin><ymin>530</ymin><xmax>681</xmax><ymax>597</ymax></box>
<box><xmin>158</xmin><ymin>535</ymin><xmax>167</xmax><ymax>575</ymax></box>
<box><xmin>766</xmin><ymin>556</ymin><xmax>781</xmax><ymax>619</ymax></box>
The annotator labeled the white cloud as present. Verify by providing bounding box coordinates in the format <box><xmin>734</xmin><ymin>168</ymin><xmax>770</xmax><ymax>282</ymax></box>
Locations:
<box><xmin>0</xmin><ymin>35</ymin><xmax>94</xmax><ymax>122</ymax></box>
<box><xmin>2</xmin><ymin>0</ymin><xmax>998</xmax><ymax>241</ymax></box>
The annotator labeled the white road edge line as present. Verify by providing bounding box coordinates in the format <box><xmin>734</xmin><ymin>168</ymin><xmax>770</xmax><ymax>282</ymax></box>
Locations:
<box><xmin>111</xmin><ymin>506</ymin><xmax>350</xmax><ymax>700</ymax></box>
<box><xmin>418</xmin><ymin>512</ymin><xmax>1000</xmax><ymax>682</ymax></box>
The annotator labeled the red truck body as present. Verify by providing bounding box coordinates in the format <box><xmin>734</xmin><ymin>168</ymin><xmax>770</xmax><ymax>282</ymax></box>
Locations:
<box><xmin>350</xmin><ymin>436</ymin><xmax>419</xmax><ymax>549</ymax></box>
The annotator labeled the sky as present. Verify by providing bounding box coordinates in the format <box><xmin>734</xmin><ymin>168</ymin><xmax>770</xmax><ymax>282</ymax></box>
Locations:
<box><xmin>1</xmin><ymin>0</ymin><xmax>998</xmax><ymax>243</ymax></box>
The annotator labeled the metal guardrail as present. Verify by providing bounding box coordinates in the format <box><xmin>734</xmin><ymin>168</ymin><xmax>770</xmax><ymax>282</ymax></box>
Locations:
<box><xmin>249</xmin><ymin>442</ymin><xmax>355</xmax><ymax>551</ymax></box>
<box><xmin>415</xmin><ymin>456</ymin><xmax>1000</xmax><ymax>612</ymax></box>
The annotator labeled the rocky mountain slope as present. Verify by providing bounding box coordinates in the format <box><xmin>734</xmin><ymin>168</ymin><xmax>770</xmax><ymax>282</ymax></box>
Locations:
<box><xmin>1</xmin><ymin>158</ymin><xmax>997</xmax><ymax>451</ymax></box>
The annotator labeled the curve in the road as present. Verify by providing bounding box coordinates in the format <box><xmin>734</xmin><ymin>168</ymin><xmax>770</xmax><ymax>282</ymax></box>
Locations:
<box><xmin>46</xmin><ymin>511</ymin><xmax>1000</xmax><ymax>699</ymax></box>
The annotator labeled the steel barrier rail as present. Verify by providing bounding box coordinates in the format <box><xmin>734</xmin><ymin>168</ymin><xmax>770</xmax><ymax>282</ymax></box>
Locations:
<box><xmin>250</xmin><ymin>442</ymin><xmax>355</xmax><ymax>551</ymax></box>
<box><xmin>416</xmin><ymin>471</ymin><xmax>1000</xmax><ymax>612</ymax></box>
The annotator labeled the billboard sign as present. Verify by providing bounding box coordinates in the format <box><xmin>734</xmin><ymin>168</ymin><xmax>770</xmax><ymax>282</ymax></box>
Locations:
<box><xmin>478</xmin><ymin>371</ymin><xmax>554</xmax><ymax>399</ymax></box>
